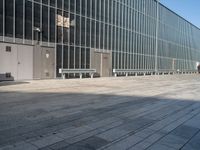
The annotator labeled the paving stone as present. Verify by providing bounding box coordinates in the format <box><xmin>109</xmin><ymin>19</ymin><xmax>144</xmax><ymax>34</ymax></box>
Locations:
<box><xmin>66</xmin><ymin>129</ymin><xmax>102</xmax><ymax>144</ymax></box>
<box><xmin>137</xmin><ymin>132</ymin><xmax>165</xmax><ymax>147</ymax></box>
<box><xmin>130</xmin><ymin>130</ymin><xmax>168</xmax><ymax>150</ymax></box>
<box><xmin>184</xmin><ymin>114</ymin><xmax>200</xmax><ymax>129</ymax></box>
<box><xmin>157</xmin><ymin>134</ymin><xmax>187</xmax><ymax>149</ymax></box>
<box><xmin>0</xmin><ymin>141</ymin><xmax>37</xmax><ymax>150</ymax></box>
<box><xmin>148</xmin><ymin>103</ymin><xmax>200</xmax><ymax>133</ymax></box>
<box><xmin>129</xmin><ymin>141</ymin><xmax>152</xmax><ymax>150</ymax></box>
<box><xmin>29</xmin><ymin>135</ymin><xmax>63</xmax><ymax>148</ymax></box>
<box><xmin>146</xmin><ymin>143</ymin><xmax>176</xmax><ymax>150</ymax></box>
<box><xmin>66</xmin><ymin>121</ymin><xmax>124</xmax><ymax>144</ymax></box>
<box><xmin>48</xmin><ymin>140</ymin><xmax>70</xmax><ymax>150</ymax></box>
<box><xmin>97</xmin><ymin>128</ymin><xmax>130</xmax><ymax>142</ymax></box>
<box><xmin>86</xmin><ymin>117</ymin><xmax>121</xmax><ymax>129</ymax></box>
<box><xmin>56</xmin><ymin>126</ymin><xmax>93</xmax><ymax>139</ymax></box>
<box><xmin>38</xmin><ymin>147</ymin><xmax>52</xmax><ymax>150</ymax></box>
<box><xmin>103</xmin><ymin>135</ymin><xmax>142</xmax><ymax>150</ymax></box>
<box><xmin>182</xmin><ymin>131</ymin><xmax>200</xmax><ymax>150</ymax></box>
<box><xmin>161</xmin><ymin>110</ymin><xmax>199</xmax><ymax>133</ymax></box>
<box><xmin>133</xmin><ymin>128</ymin><xmax>155</xmax><ymax>138</ymax></box>
<box><xmin>170</xmin><ymin>125</ymin><xmax>199</xmax><ymax>139</ymax></box>
<box><xmin>120</xmin><ymin>117</ymin><xmax>155</xmax><ymax>132</ymax></box>
<box><xmin>60</xmin><ymin>136</ymin><xmax>109</xmax><ymax>150</ymax></box>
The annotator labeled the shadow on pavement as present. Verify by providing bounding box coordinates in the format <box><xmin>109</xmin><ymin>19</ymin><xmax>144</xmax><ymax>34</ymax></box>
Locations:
<box><xmin>0</xmin><ymin>90</ymin><xmax>200</xmax><ymax>150</ymax></box>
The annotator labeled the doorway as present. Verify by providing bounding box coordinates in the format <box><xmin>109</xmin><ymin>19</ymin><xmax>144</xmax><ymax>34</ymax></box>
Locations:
<box><xmin>17</xmin><ymin>45</ymin><xmax>33</xmax><ymax>80</ymax></box>
<box><xmin>33</xmin><ymin>46</ymin><xmax>55</xmax><ymax>79</ymax></box>
<box><xmin>41</xmin><ymin>47</ymin><xmax>55</xmax><ymax>79</ymax></box>
<box><xmin>0</xmin><ymin>44</ymin><xmax>33</xmax><ymax>80</ymax></box>
<box><xmin>92</xmin><ymin>50</ymin><xmax>112</xmax><ymax>77</ymax></box>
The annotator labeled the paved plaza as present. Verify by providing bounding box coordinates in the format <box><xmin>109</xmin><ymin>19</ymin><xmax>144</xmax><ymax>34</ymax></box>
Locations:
<box><xmin>0</xmin><ymin>74</ymin><xmax>200</xmax><ymax>150</ymax></box>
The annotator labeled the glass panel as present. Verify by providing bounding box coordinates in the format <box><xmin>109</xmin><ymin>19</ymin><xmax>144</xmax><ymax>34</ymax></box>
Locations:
<box><xmin>91</xmin><ymin>0</ymin><xmax>95</xmax><ymax>19</ymax></box>
<box><xmin>56</xmin><ymin>45</ymin><xmax>62</xmax><ymax>77</ymax></box>
<box><xmin>81</xmin><ymin>48</ymin><xmax>85</xmax><ymax>68</ymax></box>
<box><xmin>96</xmin><ymin>21</ymin><xmax>99</xmax><ymax>48</ymax></box>
<box><xmin>5</xmin><ymin>0</ymin><xmax>13</xmax><ymax>37</ymax></box>
<box><xmin>81</xmin><ymin>0</ymin><xmax>86</xmax><ymax>16</ymax></box>
<box><xmin>50</xmin><ymin>8</ymin><xmax>55</xmax><ymax>42</ymax></box>
<box><xmin>87</xmin><ymin>0</ymin><xmax>91</xmax><ymax>17</ymax></box>
<box><xmin>57</xmin><ymin>10</ymin><xmax>62</xmax><ymax>43</ymax></box>
<box><xmin>15</xmin><ymin>0</ymin><xmax>23</xmax><ymax>38</ymax></box>
<box><xmin>70</xmin><ymin>0</ymin><xmax>75</xmax><ymax>12</ymax></box>
<box><xmin>63</xmin><ymin>11</ymin><xmax>69</xmax><ymax>44</ymax></box>
<box><xmin>57</xmin><ymin>0</ymin><xmax>62</xmax><ymax>9</ymax></box>
<box><xmin>63</xmin><ymin>45</ymin><xmax>69</xmax><ymax>68</ymax></box>
<box><xmin>86</xmin><ymin>48</ymin><xmax>90</xmax><ymax>68</ymax></box>
<box><xmin>75</xmin><ymin>47</ymin><xmax>80</xmax><ymax>68</ymax></box>
<box><xmin>100</xmin><ymin>23</ymin><xmax>103</xmax><ymax>49</ymax></box>
<box><xmin>76</xmin><ymin>0</ymin><xmax>81</xmax><ymax>14</ymax></box>
<box><xmin>34</xmin><ymin>3</ymin><xmax>40</xmax><ymax>40</ymax></box>
<box><xmin>86</xmin><ymin>18</ymin><xmax>90</xmax><ymax>47</ymax></box>
<box><xmin>25</xmin><ymin>0</ymin><xmax>32</xmax><ymax>40</ymax></box>
<box><xmin>50</xmin><ymin>0</ymin><xmax>55</xmax><ymax>7</ymax></box>
<box><xmin>69</xmin><ymin>13</ymin><xmax>75</xmax><ymax>45</ymax></box>
<box><xmin>81</xmin><ymin>17</ymin><xmax>85</xmax><ymax>46</ymax></box>
<box><xmin>0</xmin><ymin>0</ymin><xmax>2</xmax><ymax>35</ymax></box>
<box><xmin>42</xmin><ymin>0</ymin><xmax>48</xmax><ymax>5</ymax></box>
<box><xmin>75</xmin><ymin>15</ymin><xmax>80</xmax><ymax>45</ymax></box>
<box><xmin>91</xmin><ymin>20</ymin><xmax>95</xmax><ymax>48</ymax></box>
<box><xmin>70</xmin><ymin>46</ymin><xmax>74</xmax><ymax>68</ymax></box>
<box><xmin>42</xmin><ymin>5</ymin><xmax>48</xmax><ymax>41</ymax></box>
<box><xmin>64</xmin><ymin>0</ymin><xmax>69</xmax><ymax>11</ymax></box>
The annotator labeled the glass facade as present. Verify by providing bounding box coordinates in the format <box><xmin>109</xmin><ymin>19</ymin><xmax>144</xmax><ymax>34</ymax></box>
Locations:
<box><xmin>0</xmin><ymin>0</ymin><xmax>200</xmax><ymax>77</ymax></box>
<box><xmin>158</xmin><ymin>4</ymin><xmax>200</xmax><ymax>71</ymax></box>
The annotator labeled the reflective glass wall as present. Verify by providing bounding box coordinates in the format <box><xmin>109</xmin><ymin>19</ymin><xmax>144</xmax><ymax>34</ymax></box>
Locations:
<box><xmin>158</xmin><ymin>4</ymin><xmax>200</xmax><ymax>71</ymax></box>
<box><xmin>0</xmin><ymin>0</ymin><xmax>200</xmax><ymax>77</ymax></box>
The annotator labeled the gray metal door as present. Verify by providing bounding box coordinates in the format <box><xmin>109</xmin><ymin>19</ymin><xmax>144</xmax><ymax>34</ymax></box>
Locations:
<box><xmin>93</xmin><ymin>51</ymin><xmax>111</xmax><ymax>77</ymax></box>
<box><xmin>101</xmin><ymin>53</ymin><xmax>111</xmax><ymax>77</ymax></box>
<box><xmin>17</xmin><ymin>45</ymin><xmax>33</xmax><ymax>80</ymax></box>
<box><xmin>0</xmin><ymin>44</ymin><xmax>33</xmax><ymax>81</ymax></box>
<box><xmin>94</xmin><ymin>52</ymin><xmax>101</xmax><ymax>77</ymax></box>
<box><xmin>41</xmin><ymin>47</ymin><xmax>55</xmax><ymax>79</ymax></box>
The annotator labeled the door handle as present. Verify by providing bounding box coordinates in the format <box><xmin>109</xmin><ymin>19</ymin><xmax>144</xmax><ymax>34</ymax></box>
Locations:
<box><xmin>18</xmin><ymin>62</ymin><xmax>21</xmax><ymax>65</ymax></box>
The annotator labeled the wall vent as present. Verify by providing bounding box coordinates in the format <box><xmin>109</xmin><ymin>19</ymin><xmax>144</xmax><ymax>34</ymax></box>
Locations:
<box><xmin>5</xmin><ymin>73</ymin><xmax>11</xmax><ymax>78</ymax></box>
<box><xmin>6</xmin><ymin>46</ymin><xmax>11</xmax><ymax>52</ymax></box>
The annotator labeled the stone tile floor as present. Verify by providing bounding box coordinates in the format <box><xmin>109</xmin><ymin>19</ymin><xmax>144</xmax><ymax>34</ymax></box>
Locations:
<box><xmin>0</xmin><ymin>74</ymin><xmax>200</xmax><ymax>150</ymax></box>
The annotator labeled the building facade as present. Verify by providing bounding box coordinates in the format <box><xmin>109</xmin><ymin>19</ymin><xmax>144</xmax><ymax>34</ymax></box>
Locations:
<box><xmin>0</xmin><ymin>0</ymin><xmax>200</xmax><ymax>80</ymax></box>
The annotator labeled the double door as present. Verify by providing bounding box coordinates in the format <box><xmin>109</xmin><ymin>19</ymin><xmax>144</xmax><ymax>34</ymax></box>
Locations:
<box><xmin>92</xmin><ymin>51</ymin><xmax>112</xmax><ymax>77</ymax></box>
<box><xmin>33</xmin><ymin>46</ymin><xmax>55</xmax><ymax>79</ymax></box>
<box><xmin>0</xmin><ymin>44</ymin><xmax>55</xmax><ymax>80</ymax></box>
<box><xmin>0</xmin><ymin>44</ymin><xmax>33</xmax><ymax>80</ymax></box>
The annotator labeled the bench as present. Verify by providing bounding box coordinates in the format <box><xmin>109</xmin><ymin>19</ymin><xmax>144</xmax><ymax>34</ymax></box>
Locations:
<box><xmin>157</xmin><ymin>69</ymin><xmax>198</xmax><ymax>75</ymax></box>
<box><xmin>113</xmin><ymin>69</ymin><xmax>155</xmax><ymax>77</ymax></box>
<box><xmin>0</xmin><ymin>73</ymin><xmax>14</xmax><ymax>81</ymax></box>
<box><xmin>156</xmin><ymin>69</ymin><xmax>176</xmax><ymax>75</ymax></box>
<box><xmin>59</xmin><ymin>69</ymin><xmax>96</xmax><ymax>79</ymax></box>
<box><xmin>113</xmin><ymin>69</ymin><xmax>198</xmax><ymax>77</ymax></box>
<box><xmin>175</xmin><ymin>69</ymin><xmax>198</xmax><ymax>74</ymax></box>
